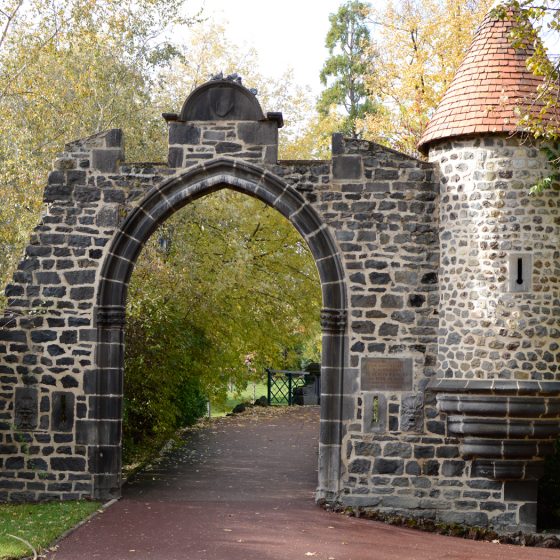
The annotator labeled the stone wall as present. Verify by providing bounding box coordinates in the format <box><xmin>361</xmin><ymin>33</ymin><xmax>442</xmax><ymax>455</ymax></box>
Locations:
<box><xmin>336</xmin><ymin>136</ymin><xmax>560</xmax><ymax>533</ymax></box>
<box><xmin>1</xmin><ymin>81</ymin><xmax>559</xmax><ymax>533</ymax></box>
<box><xmin>0</xmin><ymin>130</ymin><xmax>174</xmax><ymax>501</ymax></box>
<box><xmin>0</xmin><ymin>113</ymin><xmax>443</xmax><ymax>507</ymax></box>
<box><xmin>429</xmin><ymin>137</ymin><xmax>560</xmax><ymax>381</ymax></box>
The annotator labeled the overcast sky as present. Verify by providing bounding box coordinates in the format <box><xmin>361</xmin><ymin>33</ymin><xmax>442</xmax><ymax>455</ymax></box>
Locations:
<box><xmin>186</xmin><ymin>0</ymin><xmax>352</xmax><ymax>96</ymax></box>
<box><xmin>184</xmin><ymin>1</ymin><xmax>559</xmax><ymax>101</ymax></box>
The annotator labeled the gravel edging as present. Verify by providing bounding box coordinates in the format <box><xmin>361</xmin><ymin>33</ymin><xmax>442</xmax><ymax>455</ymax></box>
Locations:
<box><xmin>321</xmin><ymin>503</ymin><xmax>560</xmax><ymax>549</ymax></box>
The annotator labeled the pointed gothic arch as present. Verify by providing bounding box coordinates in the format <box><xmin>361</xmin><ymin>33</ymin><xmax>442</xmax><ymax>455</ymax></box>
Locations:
<box><xmin>90</xmin><ymin>157</ymin><xmax>348</xmax><ymax>500</ymax></box>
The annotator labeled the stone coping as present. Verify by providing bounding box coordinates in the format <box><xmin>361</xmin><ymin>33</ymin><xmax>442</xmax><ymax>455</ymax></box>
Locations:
<box><xmin>428</xmin><ymin>379</ymin><xmax>560</xmax><ymax>395</ymax></box>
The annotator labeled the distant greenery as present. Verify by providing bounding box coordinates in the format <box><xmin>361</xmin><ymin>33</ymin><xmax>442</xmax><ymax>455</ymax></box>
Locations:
<box><xmin>318</xmin><ymin>0</ymin><xmax>378</xmax><ymax>137</ymax></box>
<box><xmin>210</xmin><ymin>382</ymin><xmax>268</xmax><ymax>417</ymax></box>
<box><xmin>0</xmin><ymin>501</ymin><xmax>100</xmax><ymax>559</ymax></box>
<box><xmin>123</xmin><ymin>190</ymin><xmax>321</xmax><ymax>463</ymax></box>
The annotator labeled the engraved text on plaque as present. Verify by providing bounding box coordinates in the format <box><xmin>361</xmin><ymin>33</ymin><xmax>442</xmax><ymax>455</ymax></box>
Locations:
<box><xmin>361</xmin><ymin>358</ymin><xmax>412</xmax><ymax>391</ymax></box>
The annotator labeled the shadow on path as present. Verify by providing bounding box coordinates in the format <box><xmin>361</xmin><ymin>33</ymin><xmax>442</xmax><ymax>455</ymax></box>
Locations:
<box><xmin>48</xmin><ymin>406</ymin><xmax>560</xmax><ymax>560</ymax></box>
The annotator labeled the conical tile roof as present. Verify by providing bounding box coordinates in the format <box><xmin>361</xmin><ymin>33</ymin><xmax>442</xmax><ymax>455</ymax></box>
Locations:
<box><xmin>418</xmin><ymin>5</ymin><xmax>557</xmax><ymax>154</ymax></box>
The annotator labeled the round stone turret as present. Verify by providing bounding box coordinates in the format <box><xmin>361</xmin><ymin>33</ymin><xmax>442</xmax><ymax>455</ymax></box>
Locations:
<box><xmin>422</xmin><ymin>2</ymin><xmax>560</xmax><ymax>383</ymax></box>
<box><xmin>421</xmin><ymin>2</ymin><xmax>560</xmax><ymax>530</ymax></box>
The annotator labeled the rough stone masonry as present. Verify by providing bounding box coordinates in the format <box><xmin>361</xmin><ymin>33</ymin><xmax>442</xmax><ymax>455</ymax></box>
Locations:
<box><xmin>1</xmin><ymin>5</ymin><xmax>560</xmax><ymax>534</ymax></box>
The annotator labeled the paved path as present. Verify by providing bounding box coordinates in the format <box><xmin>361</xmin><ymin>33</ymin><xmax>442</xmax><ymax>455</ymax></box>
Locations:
<box><xmin>49</xmin><ymin>407</ymin><xmax>560</xmax><ymax>560</ymax></box>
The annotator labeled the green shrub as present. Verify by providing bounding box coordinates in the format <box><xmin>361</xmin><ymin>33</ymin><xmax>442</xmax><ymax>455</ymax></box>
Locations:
<box><xmin>123</xmin><ymin>297</ymin><xmax>210</xmax><ymax>463</ymax></box>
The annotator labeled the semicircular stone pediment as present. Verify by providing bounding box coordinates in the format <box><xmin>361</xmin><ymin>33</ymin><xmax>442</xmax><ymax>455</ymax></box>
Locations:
<box><xmin>179</xmin><ymin>80</ymin><xmax>265</xmax><ymax>122</ymax></box>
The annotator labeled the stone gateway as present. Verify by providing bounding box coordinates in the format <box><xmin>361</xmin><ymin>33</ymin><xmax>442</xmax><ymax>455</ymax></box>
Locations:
<box><xmin>1</xmin><ymin>6</ymin><xmax>560</xmax><ymax>533</ymax></box>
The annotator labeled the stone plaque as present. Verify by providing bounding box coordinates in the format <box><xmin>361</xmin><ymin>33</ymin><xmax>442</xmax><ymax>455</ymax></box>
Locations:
<box><xmin>361</xmin><ymin>358</ymin><xmax>412</xmax><ymax>391</ymax></box>
<box><xmin>15</xmin><ymin>387</ymin><xmax>38</xmax><ymax>430</ymax></box>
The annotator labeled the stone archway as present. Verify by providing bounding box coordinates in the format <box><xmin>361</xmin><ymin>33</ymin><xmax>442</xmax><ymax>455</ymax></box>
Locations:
<box><xmin>91</xmin><ymin>157</ymin><xmax>348</xmax><ymax>500</ymax></box>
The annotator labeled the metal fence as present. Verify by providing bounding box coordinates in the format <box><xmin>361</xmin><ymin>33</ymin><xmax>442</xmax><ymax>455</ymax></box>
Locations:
<box><xmin>265</xmin><ymin>369</ymin><xmax>320</xmax><ymax>405</ymax></box>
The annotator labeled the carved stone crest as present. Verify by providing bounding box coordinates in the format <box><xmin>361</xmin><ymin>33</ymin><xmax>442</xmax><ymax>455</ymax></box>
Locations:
<box><xmin>15</xmin><ymin>387</ymin><xmax>38</xmax><ymax>430</ymax></box>
<box><xmin>400</xmin><ymin>392</ymin><xmax>424</xmax><ymax>432</ymax></box>
<box><xmin>209</xmin><ymin>86</ymin><xmax>235</xmax><ymax>118</ymax></box>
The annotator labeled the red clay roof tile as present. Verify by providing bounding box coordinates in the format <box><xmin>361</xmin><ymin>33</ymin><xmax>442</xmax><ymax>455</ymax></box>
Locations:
<box><xmin>418</xmin><ymin>6</ymin><xmax>560</xmax><ymax>153</ymax></box>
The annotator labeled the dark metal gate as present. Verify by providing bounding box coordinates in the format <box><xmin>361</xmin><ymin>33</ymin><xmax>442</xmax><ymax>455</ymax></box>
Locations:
<box><xmin>266</xmin><ymin>369</ymin><xmax>320</xmax><ymax>405</ymax></box>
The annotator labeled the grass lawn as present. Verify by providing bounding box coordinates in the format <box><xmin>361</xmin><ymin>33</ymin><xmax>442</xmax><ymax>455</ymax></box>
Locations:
<box><xmin>211</xmin><ymin>381</ymin><xmax>268</xmax><ymax>416</ymax></box>
<box><xmin>0</xmin><ymin>501</ymin><xmax>101</xmax><ymax>559</ymax></box>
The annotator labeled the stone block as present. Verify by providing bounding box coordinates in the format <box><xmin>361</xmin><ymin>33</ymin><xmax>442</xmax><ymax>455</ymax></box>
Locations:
<box><xmin>351</xmin><ymin>294</ymin><xmax>376</xmax><ymax>308</ymax></box>
<box><xmin>331</xmin><ymin>133</ymin><xmax>344</xmax><ymax>155</ymax></box>
<box><xmin>354</xmin><ymin>441</ymin><xmax>381</xmax><ymax>457</ymax></box>
<box><xmin>333</xmin><ymin>156</ymin><xmax>362</xmax><ymax>180</ymax></box>
<box><xmin>30</xmin><ymin>330</ymin><xmax>57</xmax><ymax>343</ymax></box>
<box><xmin>519</xmin><ymin>502</ymin><xmax>538</xmax><ymax>527</ymax></box>
<box><xmin>422</xmin><ymin>460</ymin><xmax>440</xmax><ymax>476</ymax></box>
<box><xmin>215</xmin><ymin>141</ymin><xmax>242</xmax><ymax>153</ymax></box>
<box><xmin>381</xmin><ymin>294</ymin><xmax>403</xmax><ymax>309</ymax></box>
<box><xmin>44</xmin><ymin>184</ymin><xmax>73</xmax><ymax>203</ymax></box>
<box><xmin>349</xmin><ymin>458</ymin><xmax>371</xmax><ymax>474</ymax></box>
<box><xmin>379</xmin><ymin>323</ymin><xmax>398</xmax><ymax>337</ymax></box>
<box><xmin>104</xmin><ymin>129</ymin><xmax>123</xmax><ymax>148</ymax></box>
<box><xmin>237</xmin><ymin>122</ymin><xmax>277</xmax><ymax>145</ymax></box>
<box><xmin>0</xmin><ymin>330</ymin><xmax>27</xmax><ymax>343</ymax></box>
<box><xmin>76</xmin><ymin>420</ymin><xmax>120</xmax><ymax>445</ymax></box>
<box><xmin>414</xmin><ymin>445</ymin><xmax>435</xmax><ymax>459</ymax></box>
<box><xmin>441</xmin><ymin>460</ymin><xmax>465</xmax><ymax>477</ymax></box>
<box><xmin>88</xmin><ymin>396</ymin><xmax>122</xmax><ymax>420</ymax></box>
<box><xmin>91</xmin><ymin>149</ymin><xmax>123</xmax><ymax>173</ymax></box>
<box><xmin>6</xmin><ymin>457</ymin><xmax>24</xmax><ymax>469</ymax></box>
<box><xmin>384</xmin><ymin>442</ymin><xmax>412</xmax><ymax>458</ymax></box>
<box><xmin>265</xmin><ymin>145</ymin><xmax>278</xmax><ymax>164</ymax></box>
<box><xmin>351</xmin><ymin>321</ymin><xmax>375</xmax><ymax>334</ymax></box>
<box><xmin>88</xmin><ymin>445</ymin><xmax>120</xmax><ymax>474</ymax></box>
<box><xmin>96</xmin><ymin>207</ymin><xmax>119</xmax><ymax>228</ymax></box>
<box><xmin>382</xmin><ymin>495</ymin><xmax>421</xmax><ymax>509</ymax></box>
<box><xmin>168</xmin><ymin>123</ymin><xmax>200</xmax><ymax>145</ymax></box>
<box><xmin>50</xmin><ymin>457</ymin><xmax>85</xmax><ymax>472</ymax></box>
<box><xmin>168</xmin><ymin>147</ymin><xmax>184</xmax><ymax>168</ymax></box>
<box><xmin>504</xmin><ymin>481</ymin><xmax>538</xmax><ymax>502</ymax></box>
<box><xmin>343</xmin><ymin>495</ymin><xmax>382</xmax><ymax>507</ymax></box>
<box><xmin>369</xmin><ymin>272</ymin><xmax>391</xmax><ymax>284</ymax></box>
<box><xmin>70</xmin><ymin>287</ymin><xmax>95</xmax><ymax>300</ymax></box>
<box><xmin>64</xmin><ymin>270</ymin><xmax>96</xmax><ymax>285</ymax></box>
<box><xmin>373</xmin><ymin>458</ymin><xmax>404</xmax><ymax>475</ymax></box>
<box><xmin>74</xmin><ymin>187</ymin><xmax>101</xmax><ymax>203</ymax></box>
<box><xmin>35</xmin><ymin>272</ymin><xmax>61</xmax><ymax>285</ymax></box>
<box><xmin>66</xmin><ymin>170</ymin><xmax>87</xmax><ymax>186</ymax></box>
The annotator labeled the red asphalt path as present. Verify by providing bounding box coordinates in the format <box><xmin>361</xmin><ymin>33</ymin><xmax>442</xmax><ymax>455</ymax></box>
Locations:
<box><xmin>48</xmin><ymin>406</ymin><xmax>560</xmax><ymax>560</ymax></box>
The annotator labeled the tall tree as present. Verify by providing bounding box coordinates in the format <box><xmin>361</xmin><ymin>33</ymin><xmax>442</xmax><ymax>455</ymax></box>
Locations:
<box><xmin>0</xmin><ymin>0</ymin><xmax>193</xmax><ymax>300</ymax></box>
<box><xmin>318</xmin><ymin>0</ymin><xmax>378</xmax><ymax>137</ymax></box>
<box><xmin>361</xmin><ymin>0</ymin><xmax>494</xmax><ymax>155</ymax></box>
